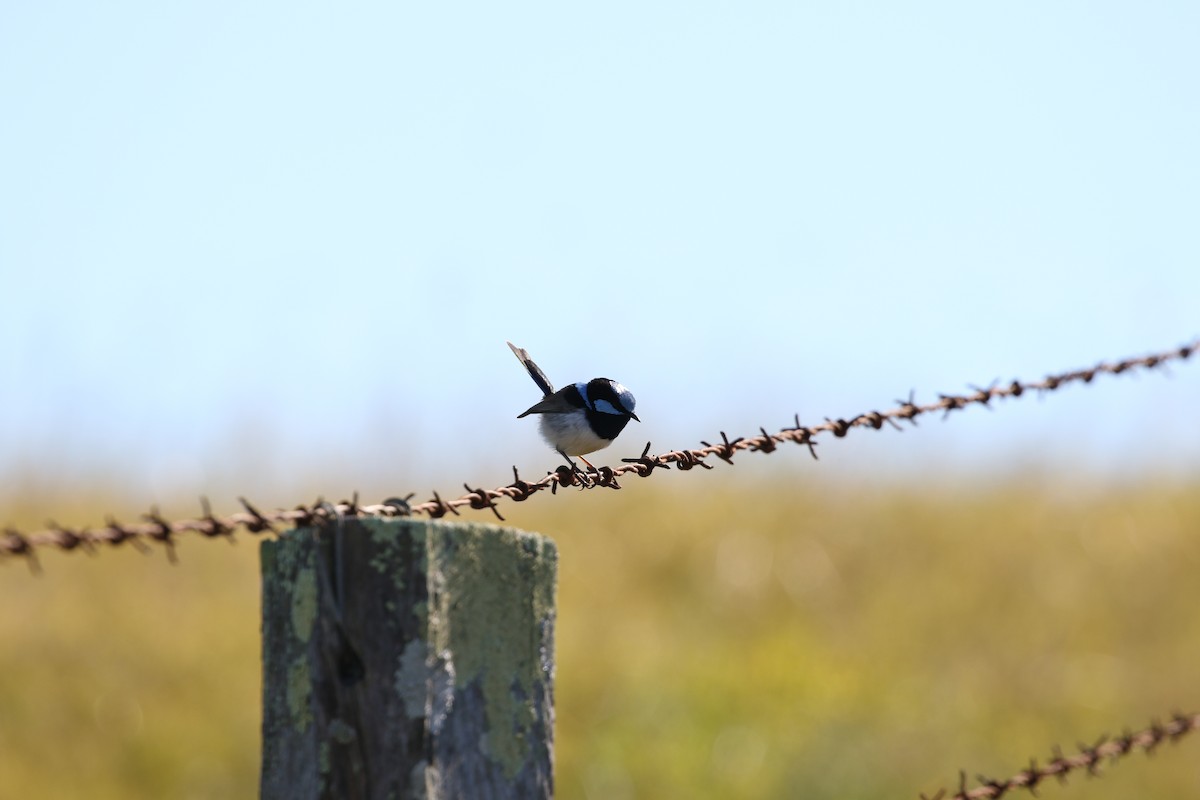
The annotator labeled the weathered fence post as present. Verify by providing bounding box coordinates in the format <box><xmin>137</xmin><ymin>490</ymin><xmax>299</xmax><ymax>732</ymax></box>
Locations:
<box><xmin>260</xmin><ymin>517</ymin><xmax>556</xmax><ymax>799</ymax></box>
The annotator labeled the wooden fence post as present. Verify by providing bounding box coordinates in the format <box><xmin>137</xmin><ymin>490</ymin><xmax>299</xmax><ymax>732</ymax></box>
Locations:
<box><xmin>259</xmin><ymin>517</ymin><xmax>556</xmax><ymax>799</ymax></box>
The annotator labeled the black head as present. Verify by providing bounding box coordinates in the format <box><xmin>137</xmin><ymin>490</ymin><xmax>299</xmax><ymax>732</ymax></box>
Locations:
<box><xmin>578</xmin><ymin>378</ymin><xmax>638</xmax><ymax>420</ymax></box>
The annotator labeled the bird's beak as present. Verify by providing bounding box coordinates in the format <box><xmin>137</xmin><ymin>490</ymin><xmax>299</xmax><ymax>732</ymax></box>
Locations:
<box><xmin>631</xmin><ymin>413</ymin><xmax>640</xmax><ymax>422</ymax></box>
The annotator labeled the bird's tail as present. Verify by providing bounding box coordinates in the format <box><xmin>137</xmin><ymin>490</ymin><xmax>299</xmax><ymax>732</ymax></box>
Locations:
<box><xmin>507</xmin><ymin>341</ymin><xmax>555</xmax><ymax>396</ymax></box>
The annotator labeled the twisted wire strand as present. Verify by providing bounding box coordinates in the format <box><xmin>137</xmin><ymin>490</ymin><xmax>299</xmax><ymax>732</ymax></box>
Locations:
<box><xmin>2</xmin><ymin>339</ymin><xmax>1196</xmax><ymax>563</ymax></box>
<box><xmin>921</xmin><ymin>711</ymin><xmax>1200</xmax><ymax>799</ymax></box>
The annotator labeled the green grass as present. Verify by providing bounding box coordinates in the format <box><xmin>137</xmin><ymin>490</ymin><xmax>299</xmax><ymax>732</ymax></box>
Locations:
<box><xmin>2</xmin><ymin>476</ymin><xmax>1198</xmax><ymax>798</ymax></box>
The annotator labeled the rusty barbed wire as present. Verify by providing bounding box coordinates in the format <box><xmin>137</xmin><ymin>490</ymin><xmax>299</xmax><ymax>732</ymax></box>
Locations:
<box><xmin>1</xmin><ymin>339</ymin><xmax>1196</xmax><ymax>562</ymax></box>
<box><xmin>921</xmin><ymin>710</ymin><xmax>1200</xmax><ymax>799</ymax></box>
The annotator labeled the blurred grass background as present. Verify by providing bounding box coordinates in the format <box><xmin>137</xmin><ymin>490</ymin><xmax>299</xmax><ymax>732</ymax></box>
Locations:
<box><xmin>2</xmin><ymin>472</ymin><xmax>1198</xmax><ymax>799</ymax></box>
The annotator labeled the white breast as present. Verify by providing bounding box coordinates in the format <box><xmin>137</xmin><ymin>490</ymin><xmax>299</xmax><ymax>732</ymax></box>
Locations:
<box><xmin>539</xmin><ymin>412</ymin><xmax>612</xmax><ymax>456</ymax></box>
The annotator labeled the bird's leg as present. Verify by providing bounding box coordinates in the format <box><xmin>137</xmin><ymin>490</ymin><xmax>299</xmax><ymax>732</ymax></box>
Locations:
<box><xmin>576</xmin><ymin>454</ymin><xmax>602</xmax><ymax>485</ymax></box>
<box><xmin>557</xmin><ymin>450</ymin><xmax>594</xmax><ymax>488</ymax></box>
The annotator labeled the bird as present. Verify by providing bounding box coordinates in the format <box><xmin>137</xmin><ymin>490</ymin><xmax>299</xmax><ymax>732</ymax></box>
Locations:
<box><xmin>507</xmin><ymin>341</ymin><xmax>639</xmax><ymax>478</ymax></box>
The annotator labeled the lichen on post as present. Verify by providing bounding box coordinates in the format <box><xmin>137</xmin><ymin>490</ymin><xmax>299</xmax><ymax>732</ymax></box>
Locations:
<box><xmin>260</xmin><ymin>517</ymin><xmax>556</xmax><ymax>800</ymax></box>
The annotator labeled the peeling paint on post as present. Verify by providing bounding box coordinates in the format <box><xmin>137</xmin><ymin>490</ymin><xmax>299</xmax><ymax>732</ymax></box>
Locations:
<box><xmin>260</xmin><ymin>518</ymin><xmax>556</xmax><ymax>800</ymax></box>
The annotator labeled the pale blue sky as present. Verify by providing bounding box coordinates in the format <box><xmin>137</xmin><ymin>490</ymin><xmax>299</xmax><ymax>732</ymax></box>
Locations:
<box><xmin>2</xmin><ymin>2</ymin><xmax>1197</xmax><ymax>504</ymax></box>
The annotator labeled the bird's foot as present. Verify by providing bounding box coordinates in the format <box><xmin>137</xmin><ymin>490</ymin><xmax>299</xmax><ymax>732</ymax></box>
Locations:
<box><xmin>559</xmin><ymin>452</ymin><xmax>595</xmax><ymax>488</ymax></box>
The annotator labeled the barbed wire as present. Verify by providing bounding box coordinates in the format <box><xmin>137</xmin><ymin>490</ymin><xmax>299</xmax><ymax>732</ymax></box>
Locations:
<box><xmin>2</xmin><ymin>339</ymin><xmax>1196</xmax><ymax>566</ymax></box>
<box><xmin>921</xmin><ymin>710</ymin><xmax>1200</xmax><ymax>799</ymax></box>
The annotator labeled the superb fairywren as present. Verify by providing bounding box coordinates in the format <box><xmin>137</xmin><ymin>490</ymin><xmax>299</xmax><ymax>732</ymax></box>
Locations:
<box><xmin>507</xmin><ymin>341</ymin><xmax>639</xmax><ymax>475</ymax></box>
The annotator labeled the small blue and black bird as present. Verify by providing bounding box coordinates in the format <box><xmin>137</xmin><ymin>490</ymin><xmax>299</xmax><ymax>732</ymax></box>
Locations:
<box><xmin>508</xmin><ymin>341</ymin><xmax>638</xmax><ymax>475</ymax></box>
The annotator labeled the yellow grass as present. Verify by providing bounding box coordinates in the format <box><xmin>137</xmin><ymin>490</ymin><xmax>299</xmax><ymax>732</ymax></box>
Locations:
<box><xmin>2</xmin><ymin>475</ymin><xmax>1198</xmax><ymax>798</ymax></box>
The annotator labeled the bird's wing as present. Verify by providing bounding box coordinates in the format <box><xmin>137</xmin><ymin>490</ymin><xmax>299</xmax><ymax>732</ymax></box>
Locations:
<box><xmin>517</xmin><ymin>392</ymin><xmax>577</xmax><ymax>418</ymax></box>
<box><xmin>507</xmin><ymin>341</ymin><xmax>555</xmax><ymax>396</ymax></box>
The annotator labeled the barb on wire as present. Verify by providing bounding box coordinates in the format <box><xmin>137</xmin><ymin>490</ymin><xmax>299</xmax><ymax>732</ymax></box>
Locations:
<box><xmin>1</xmin><ymin>339</ymin><xmax>1195</xmax><ymax>562</ymax></box>
<box><xmin>920</xmin><ymin>711</ymin><xmax>1200</xmax><ymax>799</ymax></box>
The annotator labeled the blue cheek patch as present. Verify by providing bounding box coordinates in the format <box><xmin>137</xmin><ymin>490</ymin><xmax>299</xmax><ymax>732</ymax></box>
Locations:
<box><xmin>593</xmin><ymin>398</ymin><xmax>623</xmax><ymax>416</ymax></box>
